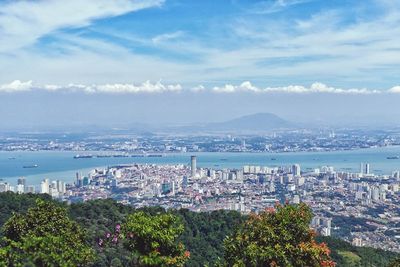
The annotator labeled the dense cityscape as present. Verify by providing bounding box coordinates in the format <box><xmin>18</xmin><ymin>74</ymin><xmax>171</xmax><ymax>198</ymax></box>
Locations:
<box><xmin>1</xmin><ymin>128</ymin><xmax>400</xmax><ymax>153</ymax></box>
<box><xmin>2</xmin><ymin>154</ymin><xmax>400</xmax><ymax>253</ymax></box>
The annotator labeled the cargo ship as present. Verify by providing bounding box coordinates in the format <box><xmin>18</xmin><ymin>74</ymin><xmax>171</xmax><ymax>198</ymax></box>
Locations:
<box><xmin>23</xmin><ymin>164</ymin><xmax>38</xmax><ymax>168</ymax></box>
<box><xmin>73</xmin><ymin>154</ymin><xmax>94</xmax><ymax>159</ymax></box>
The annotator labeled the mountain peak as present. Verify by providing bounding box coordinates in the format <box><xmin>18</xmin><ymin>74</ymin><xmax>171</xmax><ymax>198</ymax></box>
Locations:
<box><xmin>208</xmin><ymin>113</ymin><xmax>292</xmax><ymax>132</ymax></box>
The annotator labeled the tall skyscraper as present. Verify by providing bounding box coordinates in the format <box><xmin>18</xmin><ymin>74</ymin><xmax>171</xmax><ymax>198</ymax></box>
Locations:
<box><xmin>292</xmin><ymin>164</ymin><xmax>301</xmax><ymax>176</ymax></box>
<box><xmin>191</xmin><ymin>156</ymin><xmax>197</xmax><ymax>177</ymax></box>
<box><xmin>360</xmin><ymin>163</ymin><xmax>370</xmax><ymax>175</ymax></box>
<box><xmin>365</xmin><ymin>163</ymin><xmax>370</xmax><ymax>175</ymax></box>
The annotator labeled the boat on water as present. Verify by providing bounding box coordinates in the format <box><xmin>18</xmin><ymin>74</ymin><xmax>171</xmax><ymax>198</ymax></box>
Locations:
<box><xmin>23</xmin><ymin>164</ymin><xmax>38</xmax><ymax>168</ymax></box>
<box><xmin>148</xmin><ymin>154</ymin><xmax>162</xmax><ymax>157</ymax></box>
<box><xmin>387</xmin><ymin>156</ymin><xmax>400</xmax><ymax>159</ymax></box>
<box><xmin>8</xmin><ymin>157</ymin><xmax>16</xmax><ymax>160</ymax></box>
<box><xmin>271</xmin><ymin>158</ymin><xmax>277</xmax><ymax>161</ymax></box>
<box><xmin>73</xmin><ymin>154</ymin><xmax>93</xmax><ymax>159</ymax></box>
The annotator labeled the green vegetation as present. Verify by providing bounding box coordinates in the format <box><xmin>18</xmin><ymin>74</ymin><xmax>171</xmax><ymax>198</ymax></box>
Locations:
<box><xmin>337</xmin><ymin>251</ymin><xmax>361</xmax><ymax>267</ymax></box>
<box><xmin>317</xmin><ymin>236</ymin><xmax>400</xmax><ymax>267</ymax></box>
<box><xmin>223</xmin><ymin>204</ymin><xmax>334</xmax><ymax>267</ymax></box>
<box><xmin>0</xmin><ymin>192</ymin><xmax>399</xmax><ymax>266</ymax></box>
<box><xmin>122</xmin><ymin>211</ymin><xmax>189</xmax><ymax>266</ymax></box>
<box><xmin>0</xmin><ymin>198</ymin><xmax>95</xmax><ymax>266</ymax></box>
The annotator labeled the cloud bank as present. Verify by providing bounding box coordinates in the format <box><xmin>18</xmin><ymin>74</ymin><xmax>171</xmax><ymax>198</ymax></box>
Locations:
<box><xmin>1</xmin><ymin>80</ymin><xmax>398</xmax><ymax>95</ymax></box>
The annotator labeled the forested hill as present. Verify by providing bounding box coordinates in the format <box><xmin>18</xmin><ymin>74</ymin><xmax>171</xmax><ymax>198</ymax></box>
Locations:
<box><xmin>0</xmin><ymin>192</ymin><xmax>398</xmax><ymax>266</ymax></box>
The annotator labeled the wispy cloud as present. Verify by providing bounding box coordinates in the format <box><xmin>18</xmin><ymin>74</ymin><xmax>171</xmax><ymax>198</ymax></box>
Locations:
<box><xmin>0</xmin><ymin>0</ymin><xmax>164</xmax><ymax>53</ymax></box>
<box><xmin>0</xmin><ymin>0</ymin><xmax>400</xmax><ymax>89</ymax></box>
<box><xmin>249</xmin><ymin>0</ymin><xmax>312</xmax><ymax>14</ymax></box>
<box><xmin>1</xmin><ymin>80</ymin><xmax>397</xmax><ymax>95</ymax></box>
<box><xmin>152</xmin><ymin>31</ymin><xmax>185</xmax><ymax>44</ymax></box>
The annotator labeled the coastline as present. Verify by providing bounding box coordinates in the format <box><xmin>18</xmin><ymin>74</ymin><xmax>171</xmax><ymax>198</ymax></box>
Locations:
<box><xmin>1</xmin><ymin>146</ymin><xmax>400</xmax><ymax>186</ymax></box>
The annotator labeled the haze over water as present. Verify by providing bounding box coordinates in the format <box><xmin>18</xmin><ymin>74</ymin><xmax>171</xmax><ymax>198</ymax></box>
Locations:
<box><xmin>2</xmin><ymin>146</ymin><xmax>400</xmax><ymax>186</ymax></box>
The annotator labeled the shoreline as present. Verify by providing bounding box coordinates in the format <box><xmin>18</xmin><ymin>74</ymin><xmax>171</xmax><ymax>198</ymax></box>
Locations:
<box><xmin>1</xmin><ymin>146</ymin><xmax>400</xmax><ymax>186</ymax></box>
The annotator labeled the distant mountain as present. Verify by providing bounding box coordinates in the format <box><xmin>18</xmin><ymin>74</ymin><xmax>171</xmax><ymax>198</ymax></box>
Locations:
<box><xmin>204</xmin><ymin>112</ymin><xmax>293</xmax><ymax>132</ymax></box>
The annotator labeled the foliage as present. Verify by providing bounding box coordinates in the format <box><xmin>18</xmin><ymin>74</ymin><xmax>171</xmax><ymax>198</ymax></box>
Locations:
<box><xmin>0</xmin><ymin>191</ymin><xmax>52</xmax><ymax>236</ymax></box>
<box><xmin>0</xmin><ymin>199</ymin><xmax>94</xmax><ymax>266</ymax></box>
<box><xmin>388</xmin><ymin>258</ymin><xmax>400</xmax><ymax>267</ymax></box>
<box><xmin>336</xmin><ymin>251</ymin><xmax>361</xmax><ymax>267</ymax></box>
<box><xmin>122</xmin><ymin>211</ymin><xmax>190</xmax><ymax>266</ymax></box>
<box><xmin>223</xmin><ymin>203</ymin><xmax>335</xmax><ymax>267</ymax></box>
<box><xmin>0</xmin><ymin>193</ymin><xmax>398</xmax><ymax>266</ymax></box>
<box><xmin>175</xmin><ymin>209</ymin><xmax>245</xmax><ymax>266</ymax></box>
<box><xmin>70</xmin><ymin>199</ymin><xmax>136</xmax><ymax>266</ymax></box>
<box><xmin>316</xmin><ymin>236</ymin><xmax>399</xmax><ymax>267</ymax></box>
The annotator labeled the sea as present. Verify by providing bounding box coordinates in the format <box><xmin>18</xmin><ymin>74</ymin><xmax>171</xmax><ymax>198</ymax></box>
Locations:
<box><xmin>1</xmin><ymin>146</ymin><xmax>400</xmax><ymax>186</ymax></box>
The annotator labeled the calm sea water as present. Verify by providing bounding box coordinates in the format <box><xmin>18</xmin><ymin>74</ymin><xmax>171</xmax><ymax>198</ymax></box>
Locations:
<box><xmin>1</xmin><ymin>147</ymin><xmax>400</xmax><ymax>186</ymax></box>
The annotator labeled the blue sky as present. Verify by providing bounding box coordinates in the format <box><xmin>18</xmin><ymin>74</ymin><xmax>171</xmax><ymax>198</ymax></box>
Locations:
<box><xmin>0</xmin><ymin>0</ymin><xmax>400</xmax><ymax>128</ymax></box>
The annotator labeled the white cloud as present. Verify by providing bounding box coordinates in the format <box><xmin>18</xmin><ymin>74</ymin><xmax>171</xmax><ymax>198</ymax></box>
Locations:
<box><xmin>0</xmin><ymin>80</ymin><xmax>393</xmax><ymax>94</ymax></box>
<box><xmin>212</xmin><ymin>82</ymin><xmax>382</xmax><ymax>94</ymax></box>
<box><xmin>95</xmin><ymin>81</ymin><xmax>182</xmax><ymax>93</ymax></box>
<box><xmin>0</xmin><ymin>80</ymin><xmax>182</xmax><ymax>94</ymax></box>
<box><xmin>190</xmin><ymin>85</ymin><xmax>205</xmax><ymax>92</ymax></box>
<box><xmin>0</xmin><ymin>0</ymin><xmax>164</xmax><ymax>53</ymax></box>
<box><xmin>0</xmin><ymin>80</ymin><xmax>33</xmax><ymax>92</ymax></box>
<box><xmin>388</xmin><ymin>86</ymin><xmax>400</xmax><ymax>93</ymax></box>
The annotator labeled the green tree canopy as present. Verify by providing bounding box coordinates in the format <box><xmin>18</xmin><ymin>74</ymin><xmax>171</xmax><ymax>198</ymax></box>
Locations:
<box><xmin>223</xmin><ymin>203</ymin><xmax>335</xmax><ymax>267</ymax></box>
<box><xmin>122</xmin><ymin>211</ymin><xmax>190</xmax><ymax>267</ymax></box>
<box><xmin>0</xmin><ymin>199</ymin><xmax>94</xmax><ymax>266</ymax></box>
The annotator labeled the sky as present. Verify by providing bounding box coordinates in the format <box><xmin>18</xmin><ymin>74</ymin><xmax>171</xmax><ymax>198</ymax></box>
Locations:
<box><xmin>1</xmin><ymin>0</ymin><xmax>400</xmax><ymax>129</ymax></box>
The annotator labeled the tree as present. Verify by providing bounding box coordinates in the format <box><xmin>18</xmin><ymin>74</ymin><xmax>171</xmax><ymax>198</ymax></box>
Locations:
<box><xmin>223</xmin><ymin>203</ymin><xmax>335</xmax><ymax>267</ymax></box>
<box><xmin>0</xmin><ymin>199</ymin><xmax>94</xmax><ymax>266</ymax></box>
<box><xmin>389</xmin><ymin>258</ymin><xmax>400</xmax><ymax>267</ymax></box>
<box><xmin>122</xmin><ymin>211</ymin><xmax>190</xmax><ymax>266</ymax></box>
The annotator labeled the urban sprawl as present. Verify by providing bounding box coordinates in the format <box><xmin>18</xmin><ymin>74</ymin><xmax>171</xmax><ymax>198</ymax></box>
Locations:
<box><xmin>1</xmin><ymin>156</ymin><xmax>400</xmax><ymax>253</ymax></box>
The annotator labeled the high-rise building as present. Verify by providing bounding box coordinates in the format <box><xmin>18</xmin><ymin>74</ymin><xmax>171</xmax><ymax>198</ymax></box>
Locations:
<box><xmin>56</xmin><ymin>180</ymin><xmax>65</xmax><ymax>194</ymax></box>
<box><xmin>365</xmin><ymin>163</ymin><xmax>370</xmax><ymax>175</ymax></box>
<box><xmin>292</xmin><ymin>164</ymin><xmax>301</xmax><ymax>176</ymax></box>
<box><xmin>40</xmin><ymin>179</ymin><xmax>49</xmax><ymax>194</ymax></box>
<box><xmin>360</xmin><ymin>163</ymin><xmax>370</xmax><ymax>175</ymax></box>
<box><xmin>17</xmin><ymin>177</ymin><xmax>26</xmax><ymax>186</ymax></box>
<box><xmin>26</xmin><ymin>185</ymin><xmax>36</xmax><ymax>193</ymax></box>
<box><xmin>16</xmin><ymin>184</ymin><xmax>25</xmax><ymax>194</ymax></box>
<box><xmin>0</xmin><ymin>183</ymin><xmax>11</xmax><ymax>192</ymax></box>
<box><xmin>191</xmin><ymin>156</ymin><xmax>197</xmax><ymax>177</ymax></box>
<box><xmin>17</xmin><ymin>177</ymin><xmax>26</xmax><ymax>193</ymax></box>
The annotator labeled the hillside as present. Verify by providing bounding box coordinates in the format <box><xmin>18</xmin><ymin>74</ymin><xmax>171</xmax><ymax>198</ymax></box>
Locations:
<box><xmin>0</xmin><ymin>192</ymin><xmax>398</xmax><ymax>266</ymax></box>
<box><xmin>204</xmin><ymin>112</ymin><xmax>293</xmax><ymax>132</ymax></box>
